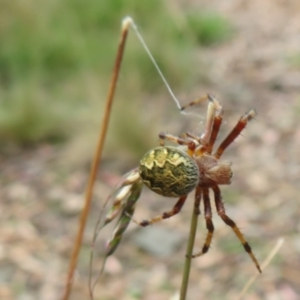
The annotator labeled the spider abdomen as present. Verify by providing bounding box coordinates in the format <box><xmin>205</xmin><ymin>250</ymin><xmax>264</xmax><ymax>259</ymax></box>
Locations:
<box><xmin>139</xmin><ymin>146</ymin><xmax>199</xmax><ymax>197</ymax></box>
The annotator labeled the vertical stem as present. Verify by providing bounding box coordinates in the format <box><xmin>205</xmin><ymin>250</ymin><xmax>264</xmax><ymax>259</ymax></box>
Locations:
<box><xmin>61</xmin><ymin>17</ymin><xmax>132</xmax><ymax>300</ymax></box>
<box><xmin>179</xmin><ymin>194</ymin><xmax>200</xmax><ymax>300</ymax></box>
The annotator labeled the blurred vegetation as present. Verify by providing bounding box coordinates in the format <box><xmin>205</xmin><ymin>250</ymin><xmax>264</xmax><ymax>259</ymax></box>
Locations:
<box><xmin>0</xmin><ymin>0</ymin><xmax>233</xmax><ymax>160</ymax></box>
<box><xmin>289</xmin><ymin>52</ymin><xmax>300</xmax><ymax>69</ymax></box>
<box><xmin>186</xmin><ymin>12</ymin><xmax>233</xmax><ymax>46</ymax></box>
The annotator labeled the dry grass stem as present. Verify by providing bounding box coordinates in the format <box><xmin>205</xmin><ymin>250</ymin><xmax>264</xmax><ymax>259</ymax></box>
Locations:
<box><xmin>236</xmin><ymin>238</ymin><xmax>284</xmax><ymax>300</ymax></box>
<box><xmin>61</xmin><ymin>17</ymin><xmax>132</xmax><ymax>300</ymax></box>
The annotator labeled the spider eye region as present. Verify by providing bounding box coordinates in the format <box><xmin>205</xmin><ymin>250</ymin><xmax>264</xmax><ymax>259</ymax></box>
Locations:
<box><xmin>139</xmin><ymin>146</ymin><xmax>199</xmax><ymax>197</ymax></box>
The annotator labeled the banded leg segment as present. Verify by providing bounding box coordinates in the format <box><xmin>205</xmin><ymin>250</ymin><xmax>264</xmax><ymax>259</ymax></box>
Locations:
<box><xmin>133</xmin><ymin>195</ymin><xmax>188</xmax><ymax>227</ymax></box>
<box><xmin>184</xmin><ymin>132</ymin><xmax>202</xmax><ymax>145</ymax></box>
<box><xmin>159</xmin><ymin>132</ymin><xmax>196</xmax><ymax>156</ymax></box>
<box><xmin>193</xmin><ymin>186</ymin><xmax>202</xmax><ymax>216</ymax></box>
<box><xmin>192</xmin><ymin>188</ymin><xmax>215</xmax><ymax>258</ymax></box>
<box><xmin>214</xmin><ymin>110</ymin><xmax>255</xmax><ymax>159</ymax></box>
<box><xmin>206</xmin><ymin>104</ymin><xmax>223</xmax><ymax>154</ymax></box>
<box><xmin>212</xmin><ymin>185</ymin><xmax>262</xmax><ymax>273</ymax></box>
<box><xmin>180</xmin><ymin>94</ymin><xmax>223</xmax><ymax>150</ymax></box>
<box><xmin>180</xmin><ymin>94</ymin><xmax>210</xmax><ymax>111</ymax></box>
<box><xmin>204</xmin><ymin>95</ymin><xmax>223</xmax><ymax>151</ymax></box>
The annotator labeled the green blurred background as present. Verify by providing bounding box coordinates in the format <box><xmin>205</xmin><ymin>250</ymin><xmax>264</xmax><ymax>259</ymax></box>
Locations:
<box><xmin>0</xmin><ymin>0</ymin><xmax>232</xmax><ymax>163</ymax></box>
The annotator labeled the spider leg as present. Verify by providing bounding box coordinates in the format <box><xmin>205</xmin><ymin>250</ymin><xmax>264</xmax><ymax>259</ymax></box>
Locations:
<box><xmin>159</xmin><ymin>132</ymin><xmax>196</xmax><ymax>155</ymax></box>
<box><xmin>182</xmin><ymin>132</ymin><xmax>209</xmax><ymax>156</ymax></box>
<box><xmin>131</xmin><ymin>195</ymin><xmax>188</xmax><ymax>227</ymax></box>
<box><xmin>180</xmin><ymin>94</ymin><xmax>210</xmax><ymax>111</ymax></box>
<box><xmin>191</xmin><ymin>188</ymin><xmax>215</xmax><ymax>258</ymax></box>
<box><xmin>206</xmin><ymin>102</ymin><xmax>223</xmax><ymax>154</ymax></box>
<box><xmin>193</xmin><ymin>186</ymin><xmax>202</xmax><ymax>215</ymax></box>
<box><xmin>214</xmin><ymin>110</ymin><xmax>255</xmax><ymax>159</ymax></box>
<box><xmin>180</xmin><ymin>94</ymin><xmax>217</xmax><ymax>144</ymax></box>
<box><xmin>181</xmin><ymin>94</ymin><xmax>223</xmax><ymax>154</ymax></box>
<box><xmin>201</xmin><ymin>95</ymin><xmax>223</xmax><ymax>147</ymax></box>
<box><xmin>212</xmin><ymin>185</ymin><xmax>262</xmax><ymax>273</ymax></box>
<box><xmin>184</xmin><ymin>132</ymin><xmax>202</xmax><ymax>144</ymax></box>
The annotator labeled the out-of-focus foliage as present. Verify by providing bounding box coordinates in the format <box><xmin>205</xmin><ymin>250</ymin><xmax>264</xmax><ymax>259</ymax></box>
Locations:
<box><xmin>0</xmin><ymin>0</ymin><xmax>232</xmax><ymax>148</ymax></box>
<box><xmin>187</xmin><ymin>12</ymin><xmax>233</xmax><ymax>46</ymax></box>
<box><xmin>289</xmin><ymin>52</ymin><xmax>300</xmax><ymax>69</ymax></box>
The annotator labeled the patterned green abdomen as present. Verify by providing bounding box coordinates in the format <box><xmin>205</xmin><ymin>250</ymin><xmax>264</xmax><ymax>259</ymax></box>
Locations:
<box><xmin>139</xmin><ymin>146</ymin><xmax>199</xmax><ymax>197</ymax></box>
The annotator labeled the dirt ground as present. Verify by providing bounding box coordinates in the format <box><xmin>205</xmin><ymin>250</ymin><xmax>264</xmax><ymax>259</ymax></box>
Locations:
<box><xmin>1</xmin><ymin>1</ymin><xmax>300</xmax><ymax>299</ymax></box>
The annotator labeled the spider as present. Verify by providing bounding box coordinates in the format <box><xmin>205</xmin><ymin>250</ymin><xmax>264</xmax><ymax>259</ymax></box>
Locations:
<box><xmin>127</xmin><ymin>93</ymin><xmax>262</xmax><ymax>273</ymax></box>
<box><xmin>95</xmin><ymin>18</ymin><xmax>261</xmax><ymax>275</ymax></box>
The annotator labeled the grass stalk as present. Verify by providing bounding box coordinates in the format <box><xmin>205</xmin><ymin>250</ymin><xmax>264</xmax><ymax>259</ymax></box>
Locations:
<box><xmin>236</xmin><ymin>238</ymin><xmax>284</xmax><ymax>300</ymax></box>
<box><xmin>179</xmin><ymin>193</ymin><xmax>200</xmax><ymax>300</ymax></box>
<box><xmin>61</xmin><ymin>17</ymin><xmax>131</xmax><ymax>300</ymax></box>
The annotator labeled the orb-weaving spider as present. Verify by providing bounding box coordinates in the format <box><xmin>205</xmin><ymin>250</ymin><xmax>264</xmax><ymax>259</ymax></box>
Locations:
<box><xmin>133</xmin><ymin>94</ymin><xmax>261</xmax><ymax>273</ymax></box>
<box><xmin>95</xmin><ymin>18</ymin><xmax>261</xmax><ymax>277</ymax></box>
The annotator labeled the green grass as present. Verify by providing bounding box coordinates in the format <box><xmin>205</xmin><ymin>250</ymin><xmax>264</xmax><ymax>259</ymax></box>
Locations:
<box><xmin>0</xmin><ymin>1</ymin><xmax>233</xmax><ymax>157</ymax></box>
<box><xmin>187</xmin><ymin>12</ymin><xmax>233</xmax><ymax>46</ymax></box>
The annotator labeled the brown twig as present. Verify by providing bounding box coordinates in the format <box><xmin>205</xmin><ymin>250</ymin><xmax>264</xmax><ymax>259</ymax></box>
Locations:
<box><xmin>61</xmin><ymin>17</ymin><xmax>132</xmax><ymax>300</ymax></box>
